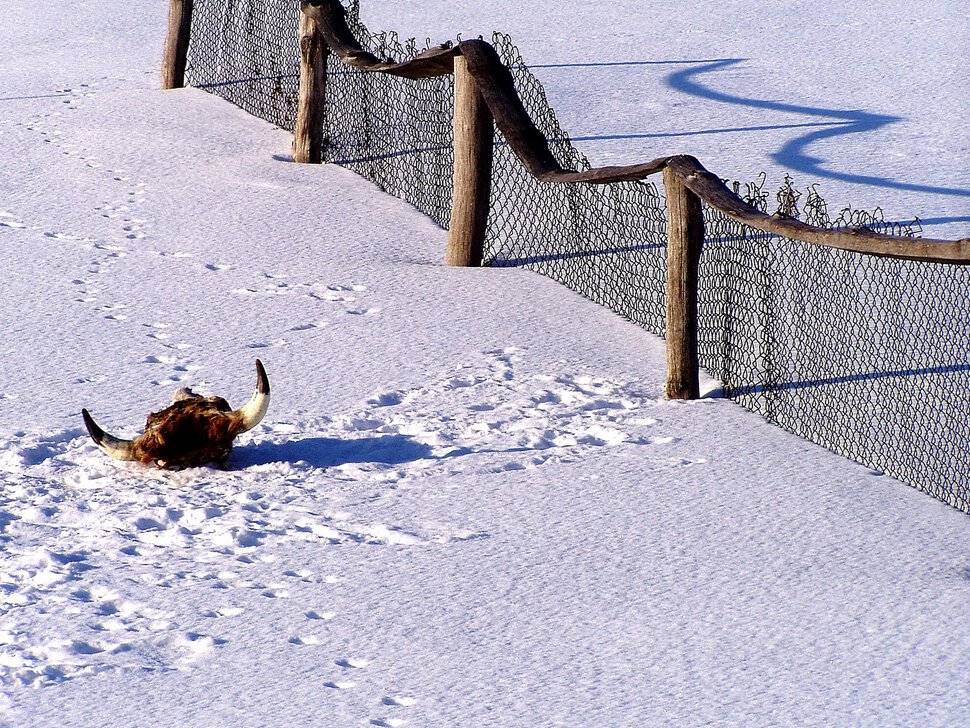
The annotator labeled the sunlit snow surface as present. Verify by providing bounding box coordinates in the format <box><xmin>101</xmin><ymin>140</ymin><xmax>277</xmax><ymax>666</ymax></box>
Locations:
<box><xmin>1</xmin><ymin>1</ymin><xmax>968</xmax><ymax>726</ymax></box>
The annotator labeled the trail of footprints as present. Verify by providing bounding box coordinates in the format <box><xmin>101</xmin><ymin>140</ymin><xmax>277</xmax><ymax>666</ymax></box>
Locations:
<box><xmin>233</xmin><ymin>277</ymin><xmax>381</xmax><ymax>320</ymax></box>
<box><xmin>7</xmin><ymin>83</ymin><xmax>381</xmax><ymax>387</ymax></box>
<box><xmin>13</xmin><ymin>84</ymin><xmax>172</xmax><ymax>363</ymax></box>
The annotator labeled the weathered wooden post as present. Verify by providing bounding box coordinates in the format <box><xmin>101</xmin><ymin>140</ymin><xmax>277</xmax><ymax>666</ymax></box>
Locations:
<box><xmin>293</xmin><ymin>4</ymin><xmax>329</xmax><ymax>164</ymax></box>
<box><xmin>663</xmin><ymin>166</ymin><xmax>704</xmax><ymax>400</ymax></box>
<box><xmin>446</xmin><ymin>54</ymin><xmax>494</xmax><ymax>267</ymax></box>
<box><xmin>161</xmin><ymin>0</ymin><xmax>194</xmax><ymax>90</ymax></box>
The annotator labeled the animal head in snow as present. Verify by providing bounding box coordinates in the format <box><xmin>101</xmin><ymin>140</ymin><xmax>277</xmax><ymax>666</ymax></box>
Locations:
<box><xmin>81</xmin><ymin>360</ymin><xmax>270</xmax><ymax>469</ymax></box>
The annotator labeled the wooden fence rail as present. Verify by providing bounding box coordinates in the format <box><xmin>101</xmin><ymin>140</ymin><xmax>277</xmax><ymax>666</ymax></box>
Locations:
<box><xmin>162</xmin><ymin>0</ymin><xmax>970</xmax><ymax>400</ymax></box>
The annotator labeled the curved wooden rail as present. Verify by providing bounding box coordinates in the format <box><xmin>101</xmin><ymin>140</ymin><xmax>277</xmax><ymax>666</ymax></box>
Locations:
<box><xmin>309</xmin><ymin>0</ymin><xmax>459</xmax><ymax>79</ymax></box>
<box><xmin>300</xmin><ymin>0</ymin><xmax>969</xmax><ymax>263</ymax></box>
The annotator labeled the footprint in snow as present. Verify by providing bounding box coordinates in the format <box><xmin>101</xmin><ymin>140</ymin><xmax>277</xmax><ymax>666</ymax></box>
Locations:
<box><xmin>336</xmin><ymin>657</ymin><xmax>368</xmax><ymax>669</ymax></box>
<box><xmin>382</xmin><ymin>696</ymin><xmax>417</xmax><ymax>707</ymax></box>
<box><xmin>0</xmin><ymin>211</ymin><xmax>26</xmax><ymax>229</ymax></box>
<box><xmin>305</xmin><ymin>609</ymin><xmax>336</xmax><ymax>621</ymax></box>
<box><xmin>203</xmin><ymin>607</ymin><xmax>245</xmax><ymax>619</ymax></box>
<box><xmin>324</xmin><ymin>680</ymin><xmax>356</xmax><ymax>690</ymax></box>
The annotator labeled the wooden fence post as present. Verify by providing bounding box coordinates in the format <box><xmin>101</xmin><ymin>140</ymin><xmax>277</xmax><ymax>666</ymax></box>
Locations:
<box><xmin>663</xmin><ymin>166</ymin><xmax>704</xmax><ymax>400</ymax></box>
<box><xmin>446</xmin><ymin>54</ymin><xmax>494</xmax><ymax>267</ymax></box>
<box><xmin>293</xmin><ymin>8</ymin><xmax>329</xmax><ymax>164</ymax></box>
<box><xmin>161</xmin><ymin>0</ymin><xmax>194</xmax><ymax>90</ymax></box>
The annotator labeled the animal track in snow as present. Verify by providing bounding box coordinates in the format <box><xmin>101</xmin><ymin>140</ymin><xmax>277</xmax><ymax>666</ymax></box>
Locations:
<box><xmin>336</xmin><ymin>657</ymin><xmax>369</xmax><ymax>669</ymax></box>
<box><xmin>0</xmin><ymin>211</ymin><xmax>26</xmax><ymax>229</ymax></box>
<box><xmin>372</xmin><ymin>694</ymin><xmax>416</xmax><ymax>728</ymax></box>
<box><xmin>324</xmin><ymin>680</ymin><xmax>357</xmax><ymax>690</ymax></box>
<box><xmin>0</xmin><ymin>349</ymin><xmax>677</xmax><ymax>693</ymax></box>
<box><xmin>288</xmin><ymin>322</ymin><xmax>328</xmax><ymax>332</ymax></box>
<box><xmin>305</xmin><ymin>609</ymin><xmax>336</xmax><ymax>621</ymax></box>
<box><xmin>232</xmin><ymin>280</ymin><xmax>375</xmax><ymax>319</ymax></box>
<box><xmin>382</xmin><ymin>695</ymin><xmax>417</xmax><ymax>707</ymax></box>
<box><xmin>203</xmin><ymin>606</ymin><xmax>245</xmax><ymax>619</ymax></box>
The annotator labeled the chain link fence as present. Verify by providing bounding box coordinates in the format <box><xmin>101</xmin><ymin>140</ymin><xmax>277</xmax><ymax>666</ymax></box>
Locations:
<box><xmin>184</xmin><ymin>0</ymin><xmax>969</xmax><ymax>514</ymax></box>
<box><xmin>185</xmin><ymin>0</ymin><xmax>301</xmax><ymax>129</ymax></box>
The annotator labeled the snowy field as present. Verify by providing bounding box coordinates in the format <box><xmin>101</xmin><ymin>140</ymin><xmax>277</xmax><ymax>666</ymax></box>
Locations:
<box><xmin>1</xmin><ymin>1</ymin><xmax>969</xmax><ymax>726</ymax></box>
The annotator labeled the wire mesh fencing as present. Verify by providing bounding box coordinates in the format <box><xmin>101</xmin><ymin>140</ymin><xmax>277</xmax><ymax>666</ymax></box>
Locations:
<box><xmin>183</xmin><ymin>0</ymin><xmax>969</xmax><ymax>514</ymax></box>
<box><xmin>323</xmin><ymin>22</ymin><xmax>457</xmax><ymax>228</ymax></box>
<box><xmin>185</xmin><ymin>0</ymin><xmax>302</xmax><ymax>129</ymax></box>
<box><xmin>699</xmin><ymin>184</ymin><xmax>970</xmax><ymax>511</ymax></box>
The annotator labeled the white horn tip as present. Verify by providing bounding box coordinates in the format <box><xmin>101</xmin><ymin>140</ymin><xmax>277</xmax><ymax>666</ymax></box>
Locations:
<box><xmin>236</xmin><ymin>360</ymin><xmax>271</xmax><ymax>434</ymax></box>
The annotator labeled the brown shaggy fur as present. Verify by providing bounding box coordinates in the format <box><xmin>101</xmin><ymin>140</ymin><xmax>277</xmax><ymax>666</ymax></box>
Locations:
<box><xmin>131</xmin><ymin>395</ymin><xmax>244</xmax><ymax>469</ymax></box>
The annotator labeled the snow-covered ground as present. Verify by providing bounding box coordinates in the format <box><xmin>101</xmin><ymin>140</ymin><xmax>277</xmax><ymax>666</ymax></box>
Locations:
<box><xmin>1</xmin><ymin>2</ymin><xmax>968</xmax><ymax>726</ymax></box>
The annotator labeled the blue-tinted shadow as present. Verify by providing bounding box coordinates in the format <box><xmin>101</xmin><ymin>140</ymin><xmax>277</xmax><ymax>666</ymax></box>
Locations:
<box><xmin>709</xmin><ymin>362</ymin><xmax>970</xmax><ymax>399</ymax></box>
<box><xmin>665</xmin><ymin>59</ymin><xmax>970</xmax><ymax>199</ymax></box>
<box><xmin>236</xmin><ymin>435</ymin><xmax>434</xmax><ymax>468</ymax></box>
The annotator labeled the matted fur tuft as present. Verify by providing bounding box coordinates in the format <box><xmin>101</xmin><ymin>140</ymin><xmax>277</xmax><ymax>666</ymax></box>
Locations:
<box><xmin>132</xmin><ymin>395</ymin><xmax>243</xmax><ymax>468</ymax></box>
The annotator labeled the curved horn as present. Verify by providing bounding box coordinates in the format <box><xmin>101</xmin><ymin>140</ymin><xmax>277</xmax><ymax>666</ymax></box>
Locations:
<box><xmin>234</xmin><ymin>359</ymin><xmax>270</xmax><ymax>434</ymax></box>
<box><xmin>81</xmin><ymin>409</ymin><xmax>138</xmax><ymax>461</ymax></box>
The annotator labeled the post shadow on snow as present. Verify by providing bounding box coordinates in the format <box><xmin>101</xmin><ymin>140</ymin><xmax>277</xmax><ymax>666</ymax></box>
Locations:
<box><xmin>0</xmin><ymin>92</ymin><xmax>76</xmax><ymax>102</ymax></box>
<box><xmin>704</xmin><ymin>362</ymin><xmax>970</xmax><ymax>400</ymax></box>
<box><xmin>893</xmin><ymin>215</ymin><xmax>970</xmax><ymax>231</ymax></box>
<box><xmin>233</xmin><ymin>434</ymin><xmax>435</xmax><ymax>469</ymax></box>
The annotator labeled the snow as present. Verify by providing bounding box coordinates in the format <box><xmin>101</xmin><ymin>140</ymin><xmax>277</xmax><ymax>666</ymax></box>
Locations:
<box><xmin>1</xmin><ymin>1</ymin><xmax>968</xmax><ymax>726</ymax></box>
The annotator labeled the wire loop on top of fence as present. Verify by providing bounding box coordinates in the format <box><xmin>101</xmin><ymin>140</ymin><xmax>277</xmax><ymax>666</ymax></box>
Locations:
<box><xmin>180</xmin><ymin>0</ymin><xmax>970</xmax><ymax>514</ymax></box>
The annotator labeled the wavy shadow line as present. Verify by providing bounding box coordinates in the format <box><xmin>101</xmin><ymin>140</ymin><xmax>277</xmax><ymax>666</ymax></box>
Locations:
<box><xmin>527</xmin><ymin>59</ymin><xmax>728</xmax><ymax>69</ymax></box>
<box><xmin>666</xmin><ymin>59</ymin><xmax>970</xmax><ymax>199</ymax></box>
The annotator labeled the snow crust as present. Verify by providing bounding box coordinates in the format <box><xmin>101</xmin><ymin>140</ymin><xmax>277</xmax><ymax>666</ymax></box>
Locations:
<box><xmin>1</xmin><ymin>2</ymin><xmax>968</xmax><ymax>726</ymax></box>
